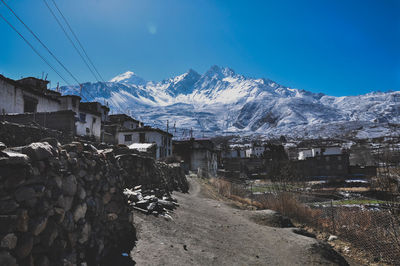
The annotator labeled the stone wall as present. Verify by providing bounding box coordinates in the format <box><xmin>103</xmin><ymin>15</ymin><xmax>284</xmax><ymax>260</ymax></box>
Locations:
<box><xmin>2</xmin><ymin>110</ymin><xmax>76</xmax><ymax>134</ymax></box>
<box><xmin>0</xmin><ymin>140</ymin><xmax>188</xmax><ymax>265</ymax></box>
<box><xmin>0</xmin><ymin>121</ymin><xmax>73</xmax><ymax>147</ymax></box>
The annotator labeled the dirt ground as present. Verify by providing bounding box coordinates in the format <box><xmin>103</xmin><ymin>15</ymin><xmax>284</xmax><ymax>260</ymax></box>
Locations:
<box><xmin>130</xmin><ymin>177</ymin><xmax>350</xmax><ymax>265</ymax></box>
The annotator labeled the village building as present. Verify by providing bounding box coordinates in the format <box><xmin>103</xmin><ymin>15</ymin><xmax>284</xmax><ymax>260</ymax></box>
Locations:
<box><xmin>245</xmin><ymin>143</ymin><xmax>266</xmax><ymax>158</ymax></box>
<box><xmin>173</xmin><ymin>138</ymin><xmax>218</xmax><ymax>177</ymax></box>
<box><xmin>128</xmin><ymin>143</ymin><xmax>157</xmax><ymax>159</ymax></box>
<box><xmin>295</xmin><ymin>146</ymin><xmax>349</xmax><ymax>179</ymax></box>
<box><xmin>117</xmin><ymin>126</ymin><xmax>172</xmax><ymax>160</ymax></box>
<box><xmin>76</xmin><ymin>102</ymin><xmax>109</xmax><ymax>141</ymax></box>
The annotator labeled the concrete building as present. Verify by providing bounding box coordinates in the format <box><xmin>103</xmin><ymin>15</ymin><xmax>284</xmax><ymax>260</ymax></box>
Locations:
<box><xmin>76</xmin><ymin>102</ymin><xmax>109</xmax><ymax>141</ymax></box>
<box><xmin>173</xmin><ymin>139</ymin><xmax>218</xmax><ymax>177</ymax></box>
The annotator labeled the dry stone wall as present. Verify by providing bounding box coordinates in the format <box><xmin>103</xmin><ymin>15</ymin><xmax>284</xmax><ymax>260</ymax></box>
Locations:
<box><xmin>0</xmin><ymin>140</ymin><xmax>188</xmax><ymax>265</ymax></box>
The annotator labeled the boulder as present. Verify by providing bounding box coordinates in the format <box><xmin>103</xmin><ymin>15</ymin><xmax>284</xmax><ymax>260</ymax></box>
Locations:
<box><xmin>62</xmin><ymin>175</ymin><xmax>77</xmax><ymax>196</ymax></box>
<box><xmin>15</xmin><ymin>233</ymin><xmax>33</xmax><ymax>259</ymax></box>
<box><xmin>0</xmin><ymin>233</ymin><xmax>18</xmax><ymax>249</ymax></box>
<box><xmin>73</xmin><ymin>203</ymin><xmax>87</xmax><ymax>222</ymax></box>
<box><xmin>21</xmin><ymin>142</ymin><xmax>57</xmax><ymax>161</ymax></box>
<box><xmin>30</xmin><ymin>216</ymin><xmax>48</xmax><ymax>236</ymax></box>
<box><xmin>0</xmin><ymin>251</ymin><xmax>17</xmax><ymax>266</ymax></box>
<box><xmin>0</xmin><ymin>142</ymin><xmax>6</xmax><ymax>151</ymax></box>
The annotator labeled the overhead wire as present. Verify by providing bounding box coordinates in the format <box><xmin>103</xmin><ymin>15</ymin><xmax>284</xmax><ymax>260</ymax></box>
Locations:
<box><xmin>0</xmin><ymin>12</ymin><xmax>72</xmax><ymax>87</ymax></box>
<box><xmin>0</xmin><ymin>0</ymin><xmax>83</xmax><ymax>87</ymax></box>
<box><xmin>50</xmin><ymin>0</ymin><xmax>104</xmax><ymax>82</ymax></box>
<box><xmin>44</xmin><ymin>0</ymin><xmax>129</xmax><ymax>115</ymax></box>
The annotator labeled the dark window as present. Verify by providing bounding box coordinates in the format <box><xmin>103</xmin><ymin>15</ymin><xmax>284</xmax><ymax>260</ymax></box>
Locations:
<box><xmin>125</xmin><ymin>134</ymin><xmax>132</xmax><ymax>141</ymax></box>
<box><xmin>23</xmin><ymin>96</ymin><xmax>38</xmax><ymax>113</ymax></box>
<box><xmin>86</xmin><ymin>128</ymin><xmax>90</xmax><ymax>134</ymax></box>
<box><xmin>92</xmin><ymin>117</ymin><xmax>96</xmax><ymax>124</ymax></box>
<box><xmin>72</xmin><ymin>99</ymin><xmax>77</xmax><ymax>108</ymax></box>
<box><xmin>79</xmin><ymin>113</ymin><xmax>86</xmax><ymax>123</ymax></box>
<box><xmin>139</xmin><ymin>133</ymin><xmax>145</xmax><ymax>143</ymax></box>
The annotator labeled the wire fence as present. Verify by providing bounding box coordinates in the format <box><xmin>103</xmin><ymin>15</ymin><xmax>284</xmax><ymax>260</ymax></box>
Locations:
<box><xmin>209</xmin><ymin>177</ymin><xmax>400</xmax><ymax>264</ymax></box>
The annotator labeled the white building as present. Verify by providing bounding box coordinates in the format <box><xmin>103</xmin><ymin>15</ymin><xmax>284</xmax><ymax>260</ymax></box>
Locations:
<box><xmin>117</xmin><ymin>127</ymin><xmax>173</xmax><ymax>160</ymax></box>
<box><xmin>245</xmin><ymin>144</ymin><xmax>266</xmax><ymax>158</ymax></box>
<box><xmin>298</xmin><ymin>146</ymin><xmax>342</xmax><ymax>160</ymax></box>
<box><xmin>76</xmin><ymin>102</ymin><xmax>109</xmax><ymax>141</ymax></box>
<box><xmin>0</xmin><ymin>75</ymin><xmax>66</xmax><ymax>114</ymax></box>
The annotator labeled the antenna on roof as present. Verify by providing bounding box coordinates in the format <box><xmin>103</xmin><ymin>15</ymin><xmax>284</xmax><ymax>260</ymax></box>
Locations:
<box><xmin>45</xmin><ymin>73</ymin><xmax>48</xmax><ymax>81</ymax></box>
<box><xmin>56</xmin><ymin>82</ymin><xmax>60</xmax><ymax>93</ymax></box>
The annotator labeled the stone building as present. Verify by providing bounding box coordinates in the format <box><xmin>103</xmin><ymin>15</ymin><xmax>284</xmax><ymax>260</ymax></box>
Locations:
<box><xmin>295</xmin><ymin>146</ymin><xmax>349</xmax><ymax>179</ymax></box>
<box><xmin>173</xmin><ymin>138</ymin><xmax>218</xmax><ymax>177</ymax></box>
<box><xmin>117</xmin><ymin>127</ymin><xmax>173</xmax><ymax>160</ymax></box>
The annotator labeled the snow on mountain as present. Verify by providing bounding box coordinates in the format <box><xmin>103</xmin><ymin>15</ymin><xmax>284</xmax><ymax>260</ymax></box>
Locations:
<box><xmin>60</xmin><ymin>65</ymin><xmax>400</xmax><ymax>139</ymax></box>
<box><xmin>110</xmin><ymin>71</ymin><xmax>147</xmax><ymax>85</ymax></box>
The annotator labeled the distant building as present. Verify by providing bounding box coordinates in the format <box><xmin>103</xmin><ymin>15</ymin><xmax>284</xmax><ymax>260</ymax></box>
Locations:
<box><xmin>128</xmin><ymin>143</ymin><xmax>157</xmax><ymax>159</ymax></box>
<box><xmin>117</xmin><ymin>126</ymin><xmax>172</xmax><ymax>160</ymax></box>
<box><xmin>245</xmin><ymin>143</ymin><xmax>266</xmax><ymax>158</ymax></box>
<box><xmin>295</xmin><ymin>146</ymin><xmax>349</xmax><ymax>179</ymax></box>
<box><xmin>173</xmin><ymin>138</ymin><xmax>218</xmax><ymax>177</ymax></box>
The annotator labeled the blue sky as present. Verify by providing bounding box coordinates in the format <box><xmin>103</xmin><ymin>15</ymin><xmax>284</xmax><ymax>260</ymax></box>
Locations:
<box><xmin>0</xmin><ymin>0</ymin><xmax>399</xmax><ymax>96</ymax></box>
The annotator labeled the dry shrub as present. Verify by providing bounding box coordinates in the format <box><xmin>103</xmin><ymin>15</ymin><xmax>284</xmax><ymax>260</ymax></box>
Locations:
<box><xmin>209</xmin><ymin>178</ymin><xmax>232</xmax><ymax>197</ymax></box>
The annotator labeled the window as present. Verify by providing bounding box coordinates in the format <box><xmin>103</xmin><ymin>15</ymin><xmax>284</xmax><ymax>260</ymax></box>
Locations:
<box><xmin>125</xmin><ymin>134</ymin><xmax>132</xmax><ymax>142</ymax></box>
<box><xmin>79</xmin><ymin>113</ymin><xmax>86</xmax><ymax>123</ymax></box>
<box><xmin>86</xmin><ymin>128</ymin><xmax>90</xmax><ymax>134</ymax></box>
<box><xmin>72</xmin><ymin>99</ymin><xmax>77</xmax><ymax>108</ymax></box>
<box><xmin>139</xmin><ymin>133</ymin><xmax>145</xmax><ymax>143</ymax></box>
<box><xmin>23</xmin><ymin>96</ymin><xmax>38</xmax><ymax>113</ymax></box>
<box><xmin>92</xmin><ymin>117</ymin><xmax>96</xmax><ymax>124</ymax></box>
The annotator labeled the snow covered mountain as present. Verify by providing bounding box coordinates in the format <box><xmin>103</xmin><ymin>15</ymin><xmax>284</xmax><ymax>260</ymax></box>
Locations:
<box><xmin>61</xmin><ymin>65</ymin><xmax>400</xmax><ymax>139</ymax></box>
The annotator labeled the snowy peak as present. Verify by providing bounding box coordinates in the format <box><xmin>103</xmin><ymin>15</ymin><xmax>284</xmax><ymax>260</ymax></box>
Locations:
<box><xmin>62</xmin><ymin>65</ymin><xmax>400</xmax><ymax>138</ymax></box>
<box><xmin>110</xmin><ymin>71</ymin><xmax>147</xmax><ymax>85</ymax></box>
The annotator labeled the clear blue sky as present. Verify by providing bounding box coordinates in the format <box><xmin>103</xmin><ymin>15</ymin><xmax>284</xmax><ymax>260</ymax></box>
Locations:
<box><xmin>0</xmin><ymin>0</ymin><xmax>399</xmax><ymax>96</ymax></box>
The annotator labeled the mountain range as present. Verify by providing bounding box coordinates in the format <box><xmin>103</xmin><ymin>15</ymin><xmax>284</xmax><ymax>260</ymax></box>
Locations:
<box><xmin>61</xmin><ymin>65</ymin><xmax>400</xmax><ymax>139</ymax></box>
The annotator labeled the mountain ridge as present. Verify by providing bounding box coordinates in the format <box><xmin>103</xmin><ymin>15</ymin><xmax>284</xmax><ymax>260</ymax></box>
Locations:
<box><xmin>61</xmin><ymin>65</ymin><xmax>400</xmax><ymax>139</ymax></box>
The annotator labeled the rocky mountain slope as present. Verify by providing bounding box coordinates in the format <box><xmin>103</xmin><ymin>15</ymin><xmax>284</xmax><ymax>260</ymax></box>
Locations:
<box><xmin>61</xmin><ymin>66</ymin><xmax>400</xmax><ymax>139</ymax></box>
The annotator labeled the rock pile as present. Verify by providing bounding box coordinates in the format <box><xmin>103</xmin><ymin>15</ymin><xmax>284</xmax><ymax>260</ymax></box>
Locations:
<box><xmin>0</xmin><ymin>139</ymin><xmax>188</xmax><ymax>265</ymax></box>
<box><xmin>124</xmin><ymin>186</ymin><xmax>179</xmax><ymax>216</ymax></box>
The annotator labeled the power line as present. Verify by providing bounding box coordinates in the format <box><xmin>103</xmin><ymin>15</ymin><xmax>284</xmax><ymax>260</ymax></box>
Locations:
<box><xmin>48</xmin><ymin>0</ymin><xmax>130</xmax><ymax>116</ymax></box>
<box><xmin>42</xmin><ymin>0</ymin><xmax>101</xmax><ymax>83</ymax></box>
<box><xmin>0</xmin><ymin>12</ymin><xmax>72</xmax><ymax>87</ymax></box>
<box><xmin>50</xmin><ymin>0</ymin><xmax>104</xmax><ymax>82</ymax></box>
<box><xmin>0</xmin><ymin>0</ymin><xmax>82</xmax><ymax>86</ymax></box>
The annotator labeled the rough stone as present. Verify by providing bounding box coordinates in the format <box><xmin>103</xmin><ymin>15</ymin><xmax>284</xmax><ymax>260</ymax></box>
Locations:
<box><xmin>62</xmin><ymin>175</ymin><xmax>77</xmax><ymax>196</ymax></box>
<box><xmin>73</xmin><ymin>203</ymin><xmax>87</xmax><ymax>222</ymax></box>
<box><xmin>0</xmin><ymin>251</ymin><xmax>17</xmax><ymax>266</ymax></box>
<box><xmin>78</xmin><ymin>223</ymin><xmax>91</xmax><ymax>244</ymax></box>
<box><xmin>0</xmin><ymin>233</ymin><xmax>18</xmax><ymax>249</ymax></box>
<box><xmin>16</xmin><ymin>209</ymin><xmax>29</xmax><ymax>232</ymax></box>
<box><xmin>57</xmin><ymin>195</ymin><xmax>74</xmax><ymax>212</ymax></box>
<box><xmin>0</xmin><ymin>200</ymin><xmax>19</xmax><ymax>214</ymax></box>
<box><xmin>0</xmin><ymin>142</ymin><xmax>6</xmax><ymax>151</ymax></box>
<box><xmin>53</xmin><ymin>207</ymin><xmax>65</xmax><ymax>224</ymax></box>
<box><xmin>15</xmin><ymin>233</ymin><xmax>33</xmax><ymax>259</ymax></box>
<box><xmin>15</xmin><ymin>187</ymin><xmax>36</xmax><ymax>203</ymax></box>
<box><xmin>30</xmin><ymin>216</ymin><xmax>48</xmax><ymax>236</ymax></box>
<box><xmin>21</xmin><ymin>142</ymin><xmax>56</xmax><ymax>161</ymax></box>
<box><xmin>102</xmin><ymin>192</ymin><xmax>112</xmax><ymax>204</ymax></box>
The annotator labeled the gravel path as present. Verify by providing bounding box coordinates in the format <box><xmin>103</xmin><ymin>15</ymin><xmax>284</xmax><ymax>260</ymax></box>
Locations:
<box><xmin>130</xmin><ymin>177</ymin><xmax>348</xmax><ymax>265</ymax></box>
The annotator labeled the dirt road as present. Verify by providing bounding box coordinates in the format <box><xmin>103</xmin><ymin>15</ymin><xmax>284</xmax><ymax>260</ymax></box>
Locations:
<box><xmin>131</xmin><ymin>178</ymin><xmax>348</xmax><ymax>265</ymax></box>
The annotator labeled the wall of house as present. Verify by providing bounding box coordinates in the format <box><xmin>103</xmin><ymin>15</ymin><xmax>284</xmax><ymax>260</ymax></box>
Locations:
<box><xmin>117</xmin><ymin>131</ymin><xmax>172</xmax><ymax>159</ymax></box>
<box><xmin>76</xmin><ymin>113</ymin><xmax>101</xmax><ymax>140</ymax></box>
<box><xmin>191</xmin><ymin>149</ymin><xmax>217</xmax><ymax>177</ymax></box>
<box><xmin>2</xmin><ymin>110</ymin><xmax>76</xmax><ymax>134</ymax></box>
<box><xmin>0</xmin><ymin>80</ymin><xmax>61</xmax><ymax>114</ymax></box>
<box><xmin>122</xmin><ymin>120</ymin><xmax>140</xmax><ymax>130</ymax></box>
<box><xmin>59</xmin><ymin>96</ymin><xmax>79</xmax><ymax>114</ymax></box>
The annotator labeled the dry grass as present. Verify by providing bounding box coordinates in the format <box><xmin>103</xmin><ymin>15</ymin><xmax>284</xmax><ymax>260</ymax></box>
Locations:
<box><xmin>209</xmin><ymin>177</ymin><xmax>400</xmax><ymax>264</ymax></box>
